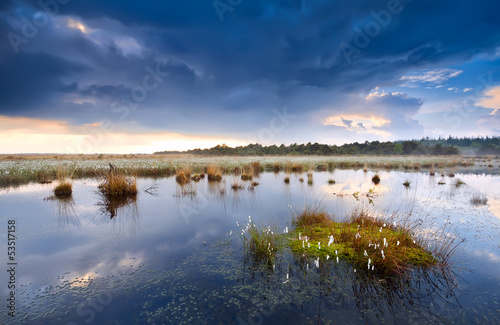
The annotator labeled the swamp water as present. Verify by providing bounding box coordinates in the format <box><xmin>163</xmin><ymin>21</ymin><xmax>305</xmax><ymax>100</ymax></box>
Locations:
<box><xmin>1</xmin><ymin>169</ymin><xmax>499</xmax><ymax>324</ymax></box>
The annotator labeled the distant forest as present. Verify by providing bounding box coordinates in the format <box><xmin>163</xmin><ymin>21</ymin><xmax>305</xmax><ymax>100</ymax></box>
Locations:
<box><xmin>155</xmin><ymin>136</ymin><xmax>500</xmax><ymax>156</ymax></box>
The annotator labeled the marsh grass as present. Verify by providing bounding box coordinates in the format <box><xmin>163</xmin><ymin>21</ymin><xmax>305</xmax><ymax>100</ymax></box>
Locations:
<box><xmin>0</xmin><ymin>155</ymin><xmax>476</xmax><ymax>187</ymax></box>
<box><xmin>288</xmin><ymin>208</ymin><xmax>457</xmax><ymax>276</ymax></box>
<box><xmin>454</xmin><ymin>178</ymin><xmax>465</xmax><ymax>187</ymax></box>
<box><xmin>231</xmin><ymin>180</ymin><xmax>244</xmax><ymax>190</ymax></box>
<box><xmin>240</xmin><ymin>218</ymin><xmax>279</xmax><ymax>267</ymax></box>
<box><xmin>175</xmin><ymin>170</ymin><xmax>191</xmax><ymax>185</ymax></box>
<box><xmin>191</xmin><ymin>174</ymin><xmax>201</xmax><ymax>182</ymax></box>
<box><xmin>54</xmin><ymin>180</ymin><xmax>72</xmax><ymax>197</ymax></box>
<box><xmin>206</xmin><ymin>165</ymin><xmax>223</xmax><ymax>181</ymax></box>
<box><xmin>99</xmin><ymin>172</ymin><xmax>137</xmax><ymax>197</ymax></box>
<box><xmin>241</xmin><ymin>174</ymin><xmax>253</xmax><ymax>181</ymax></box>
<box><xmin>273</xmin><ymin>162</ymin><xmax>280</xmax><ymax>173</ymax></box>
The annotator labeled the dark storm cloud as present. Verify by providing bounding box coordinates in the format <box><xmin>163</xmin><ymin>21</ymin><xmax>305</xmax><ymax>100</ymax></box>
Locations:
<box><xmin>0</xmin><ymin>0</ymin><xmax>499</xmax><ymax>140</ymax></box>
<box><xmin>0</xmin><ymin>51</ymin><xmax>89</xmax><ymax>112</ymax></box>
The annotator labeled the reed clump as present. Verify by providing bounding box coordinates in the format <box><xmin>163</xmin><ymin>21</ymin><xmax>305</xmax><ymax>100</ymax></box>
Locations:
<box><xmin>54</xmin><ymin>180</ymin><xmax>72</xmax><ymax>197</ymax></box>
<box><xmin>99</xmin><ymin>166</ymin><xmax>137</xmax><ymax>197</ymax></box>
<box><xmin>273</xmin><ymin>162</ymin><xmax>280</xmax><ymax>173</ymax></box>
<box><xmin>176</xmin><ymin>169</ymin><xmax>191</xmax><ymax>185</ymax></box>
<box><xmin>206</xmin><ymin>165</ymin><xmax>223</xmax><ymax>181</ymax></box>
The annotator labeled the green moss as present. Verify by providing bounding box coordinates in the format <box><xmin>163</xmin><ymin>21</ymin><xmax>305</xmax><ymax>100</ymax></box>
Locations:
<box><xmin>287</xmin><ymin>216</ymin><xmax>437</xmax><ymax>275</ymax></box>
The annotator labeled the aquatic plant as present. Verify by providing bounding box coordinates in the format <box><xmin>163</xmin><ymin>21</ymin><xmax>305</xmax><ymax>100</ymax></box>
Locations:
<box><xmin>99</xmin><ymin>166</ymin><xmax>137</xmax><ymax>197</ymax></box>
<box><xmin>231</xmin><ymin>180</ymin><xmax>243</xmax><ymax>190</ymax></box>
<box><xmin>241</xmin><ymin>173</ymin><xmax>253</xmax><ymax>181</ymax></box>
<box><xmin>372</xmin><ymin>174</ymin><xmax>381</xmax><ymax>185</ymax></box>
<box><xmin>54</xmin><ymin>180</ymin><xmax>72</xmax><ymax>197</ymax></box>
<box><xmin>288</xmin><ymin>208</ymin><xmax>457</xmax><ymax>276</ymax></box>
<box><xmin>273</xmin><ymin>162</ymin><xmax>280</xmax><ymax>173</ymax></box>
<box><xmin>403</xmin><ymin>180</ymin><xmax>410</xmax><ymax>188</ymax></box>
<box><xmin>328</xmin><ymin>179</ymin><xmax>336</xmax><ymax>184</ymax></box>
<box><xmin>454</xmin><ymin>178</ymin><xmax>465</xmax><ymax>187</ymax></box>
<box><xmin>284</xmin><ymin>176</ymin><xmax>290</xmax><ymax>184</ymax></box>
<box><xmin>175</xmin><ymin>171</ymin><xmax>190</xmax><ymax>185</ymax></box>
<box><xmin>206</xmin><ymin>165</ymin><xmax>223</xmax><ymax>181</ymax></box>
<box><xmin>240</xmin><ymin>216</ymin><xmax>279</xmax><ymax>266</ymax></box>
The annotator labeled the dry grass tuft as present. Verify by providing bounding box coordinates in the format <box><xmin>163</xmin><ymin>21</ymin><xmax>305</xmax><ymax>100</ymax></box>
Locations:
<box><xmin>99</xmin><ymin>171</ymin><xmax>137</xmax><ymax>197</ymax></box>
<box><xmin>206</xmin><ymin>165</ymin><xmax>223</xmax><ymax>181</ymax></box>
<box><xmin>54</xmin><ymin>180</ymin><xmax>72</xmax><ymax>197</ymax></box>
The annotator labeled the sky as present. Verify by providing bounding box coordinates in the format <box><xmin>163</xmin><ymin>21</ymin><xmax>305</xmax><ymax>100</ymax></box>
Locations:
<box><xmin>0</xmin><ymin>0</ymin><xmax>500</xmax><ymax>154</ymax></box>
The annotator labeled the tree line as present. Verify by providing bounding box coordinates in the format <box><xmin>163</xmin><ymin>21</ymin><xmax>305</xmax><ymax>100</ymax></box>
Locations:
<box><xmin>155</xmin><ymin>136</ymin><xmax>500</xmax><ymax>156</ymax></box>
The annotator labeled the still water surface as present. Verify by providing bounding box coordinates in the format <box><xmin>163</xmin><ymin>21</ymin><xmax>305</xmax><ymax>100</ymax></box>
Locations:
<box><xmin>1</xmin><ymin>169</ymin><xmax>499</xmax><ymax>324</ymax></box>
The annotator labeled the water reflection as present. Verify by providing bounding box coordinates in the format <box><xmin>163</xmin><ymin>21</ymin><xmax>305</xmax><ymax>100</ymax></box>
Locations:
<box><xmin>94</xmin><ymin>193</ymin><xmax>140</xmax><ymax>235</ymax></box>
<box><xmin>1</xmin><ymin>170</ymin><xmax>499</xmax><ymax>324</ymax></box>
<box><xmin>45</xmin><ymin>195</ymin><xmax>81</xmax><ymax>229</ymax></box>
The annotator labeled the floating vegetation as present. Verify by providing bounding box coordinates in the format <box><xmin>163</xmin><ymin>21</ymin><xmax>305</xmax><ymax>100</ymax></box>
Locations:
<box><xmin>403</xmin><ymin>180</ymin><xmax>410</xmax><ymax>188</ymax></box>
<box><xmin>328</xmin><ymin>179</ymin><xmax>336</xmax><ymax>184</ymax></box>
<box><xmin>372</xmin><ymin>174</ymin><xmax>381</xmax><ymax>185</ymax></box>
<box><xmin>284</xmin><ymin>176</ymin><xmax>290</xmax><ymax>184</ymax></box>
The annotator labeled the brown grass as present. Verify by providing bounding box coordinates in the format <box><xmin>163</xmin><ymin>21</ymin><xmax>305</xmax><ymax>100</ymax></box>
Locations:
<box><xmin>54</xmin><ymin>180</ymin><xmax>72</xmax><ymax>197</ymax></box>
<box><xmin>206</xmin><ymin>165</ymin><xmax>223</xmax><ymax>181</ymax></box>
<box><xmin>99</xmin><ymin>173</ymin><xmax>137</xmax><ymax>197</ymax></box>
<box><xmin>293</xmin><ymin>207</ymin><xmax>332</xmax><ymax>227</ymax></box>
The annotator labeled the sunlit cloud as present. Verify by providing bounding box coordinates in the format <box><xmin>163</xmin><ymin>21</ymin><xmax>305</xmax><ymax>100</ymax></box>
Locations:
<box><xmin>478</xmin><ymin>85</ymin><xmax>500</xmax><ymax>114</ymax></box>
<box><xmin>322</xmin><ymin>114</ymin><xmax>391</xmax><ymax>137</ymax></box>
<box><xmin>67</xmin><ymin>18</ymin><xmax>91</xmax><ymax>34</ymax></box>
